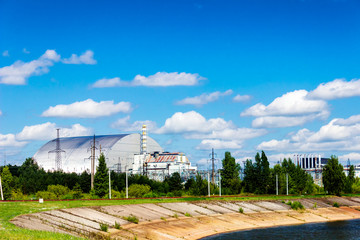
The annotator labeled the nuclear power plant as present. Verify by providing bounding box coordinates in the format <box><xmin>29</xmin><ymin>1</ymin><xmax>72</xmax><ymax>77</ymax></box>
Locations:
<box><xmin>33</xmin><ymin>125</ymin><xmax>197</xmax><ymax>180</ymax></box>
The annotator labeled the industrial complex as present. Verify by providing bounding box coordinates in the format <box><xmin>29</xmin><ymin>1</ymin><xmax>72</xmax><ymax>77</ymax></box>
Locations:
<box><xmin>33</xmin><ymin>125</ymin><xmax>197</xmax><ymax>181</ymax></box>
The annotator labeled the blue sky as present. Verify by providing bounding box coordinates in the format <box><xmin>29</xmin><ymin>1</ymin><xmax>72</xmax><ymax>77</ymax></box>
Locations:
<box><xmin>1</xmin><ymin>0</ymin><xmax>360</xmax><ymax>168</ymax></box>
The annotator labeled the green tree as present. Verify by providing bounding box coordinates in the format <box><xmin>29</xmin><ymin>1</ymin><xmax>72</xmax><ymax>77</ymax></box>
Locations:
<box><xmin>94</xmin><ymin>153</ymin><xmax>108</xmax><ymax>198</ymax></box>
<box><xmin>243</xmin><ymin>159</ymin><xmax>256</xmax><ymax>192</ymax></box>
<box><xmin>221</xmin><ymin>152</ymin><xmax>241</xmax><ymax>194</ymax></box>
<box><xmin>19</xmin><ymin>158</ymin><xmax>46</xmax><ymax>194</ymax></box>
<box><xmin>190</xmin><ymin>174</ymin><xmax>207</xmax><ymax>196</ymax></box>
<box><xmin>345</xmin><ymin>165</ymin><xmax>355</xmax><ymax>193</ymax></box>
<box><xmin>1</xmin><ymin>166</ymin><xmax>13</xmax><ymax>200</ymax></box>
<box><xmin>165</xmin><ymin>172</ymin><xmax>183</xmax><ymax>192</ymax></box>
<box><xmin>323</xmin><ymin>155</ymin><xmax>346</xmax><ymax>196</ymax></box>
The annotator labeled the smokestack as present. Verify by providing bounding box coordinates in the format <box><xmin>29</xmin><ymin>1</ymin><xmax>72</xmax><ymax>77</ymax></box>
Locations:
<box><xmin>141</xmin><ymin>125</ymin><xmax>147</xmax><ymax>154</ymax></box>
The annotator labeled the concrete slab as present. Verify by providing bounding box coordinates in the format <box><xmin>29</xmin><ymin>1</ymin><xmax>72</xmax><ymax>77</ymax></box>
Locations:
<box><xmin>196</xmin><ymin>202</ymin><xmax>233</xmax><ymax>214</ymax></box>
<box><xmin>253</xmin><ymin>201</ymin><xmax>289</xmax><ymax>211</ymax></box>
<box><xmin>234</xmin><ymin>201</ymin><xmax>271</xmax><ymax>212</ymax></box>
<box><xmin>216</xmin><ymin>202</ymin><xmax>241</xmax><ymax>212</ymax></box>
<box><xmin>142</xmin><ymin>203</ymin><xmax>185</xmax><ymax>218</ymax></box>
<box><xmin>63</xmin><ymin>207</ymin><xmax>128</xmax><ymax>226</ymax></box>
<box><xmin>158</xmin><ymin>202</ymin><xmax>215</xmax><ymax>216</ymax></box>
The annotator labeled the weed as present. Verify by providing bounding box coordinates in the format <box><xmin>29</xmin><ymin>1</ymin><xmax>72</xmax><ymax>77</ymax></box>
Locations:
<box><xmin>161</xmin><ymin>217</ymin><xmax>166</xmax><ymax>221</ymax></box>
<box><xmin>239</xmin><ymin>207</ymin><xmax>244</xmax><ymax>213</ymax></box>
<box><xmin>173</xmin><ymin>213</ymin><xmax>178</xmax><ymax>218</ymax></box>
<box><xmin>123</xmin><ymin>215</ymin><xmax>139</xmax><ymax>224</ymax></box>
<box><xmin>286</xmin><ymin>201</ymin><xmax>304</xmax><ymax>210</ymax></box>
<box><xmin>281</xmin><ymin>200</ymin><xmax>285</xmax><ymax>203</ymax></box>
<box><xmin>184</xmin><ymin>212</ymin><xmax>192</xmax><ymax>217</ymax></box>
<box><xmin>100</xmin><ymin>223</ymin><xmax>108</xmax><ymax>232</ymax></box>
<box><xmin>333</xmin><ymin>202</ymin><xmax>340</xmax><ymax>208</ymax></box>
<box><xmin>313</xmin><ymin>203</ymin><xmax>317</xmax><ymax>209</ymax></box>
<box><xmin>114</xmin><ymin>221</ymin><xmax>121</xmax><ymax>229</ymax></box>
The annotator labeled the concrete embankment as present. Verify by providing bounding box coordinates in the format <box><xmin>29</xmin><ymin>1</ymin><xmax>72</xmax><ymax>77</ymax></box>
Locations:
<box><xmin>11</xmin><ymin>196</ymin><xmax>360</xmax><ymax>239</ymax></box>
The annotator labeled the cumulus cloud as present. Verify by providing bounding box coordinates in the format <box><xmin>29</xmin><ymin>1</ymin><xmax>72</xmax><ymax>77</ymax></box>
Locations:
<box><xmin>257</xmin><ymin>114</ymin><xmax>360</xmax><ymax>152</ymax></box>
<box><xmin>339</xmin><ymin>153</ymin><xmax>360</xmax><ymax>162</ymax></box>
<box><xmin>2</xmin><ymin>50</ymin><xmax>9</xmax><ymax>57</ymax></box>
<box><xmin>91</xmin><ymin>72</ymin><xmax>205</xmax><ymax>87</ymax></box>
<box><xmin>233</xmin><ymin>94</ymin><xmax>251</xmax><ymax>102</ymax></box>
<box><xmin>0</xmin><ymin>50</ymin><xmax>61</xmax><ymax>85</ymax></box>
<box><xmin>196</xmin><ymin>139</ymin><xmax>242</xmax><ymax>150</ymax></box>
<box><xmin>111</xmin><ymin>116</ymin><xmax>158</xmax><ymax>132</ymax></box>
<box><xmin>0</xmin><ymin>134</ymin><xmax>27</xmax><ymax>147</ymax></box>
<box><xmin>42</xmin><ymin>99</ymin><xmax>132</xmax><ymax>118</ymax></box>
<box><xmin>241</xmin><ymin>90</ymin><xmax>329</xmax><ymax>128</ymax></box>
<box><xmin>156</xmin><ymin>111</ymin><xmax>266</xmax><ymax>150</ymax></box>
<box><xmin>176</xmin><ymin>90</ymin><xmax>233</xmax><ymax>106</ymax></box>
<box><xmin>16</xmin><ymin>122</ymin><xmax>93</xmax><ymax>141</ymax></box>
<box><xmin>62</xmin><ymin>50</ymin><xmax>97</xmax><ymax>65</ymax></box>
<box><xmin>155</xmin><ymin>111</ymin><xmax>235</xmax><ymax>134</ymax></box>
<box><xmin>308</xmin><ymin>78</ymin><xmax>360</xmax><ymax>100</ymax></box>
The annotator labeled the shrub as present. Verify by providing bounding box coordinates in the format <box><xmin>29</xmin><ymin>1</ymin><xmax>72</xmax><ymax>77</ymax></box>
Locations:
<box><xmin>239</xmin><ymin>207</ymin><xmax>244</xmax><ymax>213</ymax></box>
<box><xmin>124</xmin><ymin>215</ymin><xmax>139</xmax><ymax>224</ymax></box>
<box><xmin>160</xmin><ymin>217</ymin><xmax>166</xmax><ymax>221</ymax></box>
<box><xmin>61</xmin><ymin>193</ymin><xmax>74</xmax><ymax>200</ymax></box>
<box><xmin>11</xmin><ymin>189</ymin><xmax>25</xmax><ymax>200</ymax></box>
<box><xmin>47</xmin><ymin>185</ymin><xmax>70</xmax><ymax>198</ymax></box>
<box><xmin>286</xmin><ymin>201</ymin><xmax>304</xmax><ymax>210</ymax></box>
<box><xmin>36</xmin><ymin>191</ymin><xmax>57</xmax><ymax>200</ymax></box>
<box><xmin>173</xmin><ymin>214</ymin><xmax>178</xmax><ymax>219</ymax></box>
<box><xmin>166</xmin><ymin>192</ymin><xmax>174</xmax><ymax>197</ymax></box>
<box><xmin>313</xmin><ymin>203</ymin><xmax>317</xmax><ymax>209</ymax></box>
<box><xmin>143</xmin><ymin>192</ymin><xmax>158</xmax><ymax>198</ymax></box>
<box><xmin>128</xmin><ymin>184</ymin><xmax>151</xmax><ymax>198</ymax></box>
<box><xmin>184</xmin><ymin>212</ymin><xmax>192</xmax><ymax>217</ymax></box>
<box><xmin>333</xmin><ymin>202</ymin><xmax>340</xmax><ymax>208</ymax></box>
<box><xmin>114</xmin><ymin>221</ymin><xmax>121</xmax><ymax>229</ymax></box>
<box><xmin>100</xmin><ymin>223</ymin><xmax>108</xmax><ymax>232</ymax></box>
<box><xmin>72</xmin><ymin>183</ymin><xmax>83</xmax><ymax>199</ymax></box>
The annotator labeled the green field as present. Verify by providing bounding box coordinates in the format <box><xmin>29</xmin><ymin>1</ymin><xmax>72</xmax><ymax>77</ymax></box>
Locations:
<box><xmin>0</xmin><ymin>194</ymin><xmax>338</xmax><ymax>240</ymax></box>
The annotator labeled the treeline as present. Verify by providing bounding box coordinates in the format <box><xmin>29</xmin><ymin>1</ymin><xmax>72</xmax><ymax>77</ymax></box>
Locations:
<box><xmin>0</xmin><ymin>152</ymin><xmax>358</xmax><ymax>200</ymax></box>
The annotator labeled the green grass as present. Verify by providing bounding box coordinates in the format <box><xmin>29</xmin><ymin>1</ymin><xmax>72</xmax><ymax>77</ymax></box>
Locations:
<box><xmin>333</xmin><ymin>202</ymin><xmax>340</xmax><ymax>208</ymax></box>
<box><xmin>0</xmin><ymin>194</ymin><xmax>350</xmax><ymax>239</ymax></box>
<box><xmin>123</xmin><ymin>215</ymin><xmax>139</xmax><ymax>224</ymax></box>
<box><xmin>239</xmin><ymin>207</ymin><xmax>244</xmax><ymax>213</ymax></box>
<box><xmin>99</xmin><ymin>223</ymin><xmax>108</xmax><ymax>232</ymax></box>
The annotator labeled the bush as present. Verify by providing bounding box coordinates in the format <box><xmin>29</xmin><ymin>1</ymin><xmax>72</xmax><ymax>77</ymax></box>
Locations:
<box><xmin>239</xmin><ymin>207</ymin><xmax>244</xmax><ymax>213</ymax></box>
<box><xmin>100</xmin><ymin>223</ymin><xmax>108</xmax><ymax>232</ymax></box>
<box><xmin>333</xmin><ymin>202</ymin><xmax>340</xmax><ymax>208</ymax></box>
<box><xmin>36</xmin><ymin>191</ymin><xmax>57</xmax><ymax>200</ymax></box>
<box><xmin>11</xmin><ymin>189</ymin><xmax>25</xmax><ymax>200</ymax></box>
<box><xmin>114</xmin><ymin>221</ymin><xmax>121</xmax><ymax>229</ymax></box>
<box><xmin>47</xmin><ymin>185</ymin><xmax>70</xmax><ymax>198</ymax></box>
<box><xmin>184</xmin><ymin>212</ymin><xmax>192</xmax><ymax>217</ymax></box>
<box><xmin>166</xmin><ymin>192</ymin><xmax>174</xmax><ymax>197</ymax></box>
<box><xmin>72</xmin><ymin>183</ymin><xmax>83</xmax><ymax>199</ymax></box>
<box><xmin>143</xmin><ymin>192</ymin><xmax>159</xmax><ymax>198</ymax></box>
<box><xmin>286</xmin><ymin>201</ymin><xmax>304</xmax><ymax>210</ymax></box>
<box><xmin>61</xmin><ymin>193</ymin><xmax>74</xmax><ymax>200</ymax></box>
<box><xmin>128</xmin><ymin>184</ymin><xmax>151</xmax><ymax>198</ymax></box>
<box><xmin>123</xmin><ymin>215</ymin><xmax>139</xmax><ymax>224</ymax></box>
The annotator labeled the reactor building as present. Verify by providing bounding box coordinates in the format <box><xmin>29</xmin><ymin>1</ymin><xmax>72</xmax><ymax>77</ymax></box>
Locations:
<box><xmin>33</xmin><ymin>125</ymin><xmax>197</xmax><ymax>180</ymax></box>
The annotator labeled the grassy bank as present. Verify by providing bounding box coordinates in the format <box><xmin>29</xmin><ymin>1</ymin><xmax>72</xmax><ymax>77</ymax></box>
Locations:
<box><xmin>0</xmin><ymin>194</ymin><xmax>343</xmax><ymax>240</ymax></box>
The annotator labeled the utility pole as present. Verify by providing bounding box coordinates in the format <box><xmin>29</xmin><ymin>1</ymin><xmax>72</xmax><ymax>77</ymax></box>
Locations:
<box><xmin>286</xmin><ymin>173</ymin><xmax>289</xmax><ymax>195</ymax></box>
<box><xmin>0</xmin><ymin>175</ymin><xmax>3</xmax><ymax>200</ymax></box>
<box><xmin>90</xmin><ymin>135</ymin><xmax>97</xmax><ymax>190</ymax></box>
<box><xmin>207</xmin><ymin>171</ymin><xmax>210</xmax><ymax>197</ymax></box>
<box><xmin>276</xmin><ymin>174</ymin><xmax>279</xmax><ymax>195</ymax></box>
<box><xmin>219</xmin><ymin>170</ymin><xmax>221</xmax><ymax>197</ymax></box>
<box><xmin>210</xmin><ymin>148</ymin><xmax>216</xmax><ymax>184</ymax></box>
<box><xmin>109</xmin><ymin>169</ymin><xmax>111</xmax><ymax>199</ymax></box>
<box><xmin>49</xmin><ymin>129</ymin><xmax>65</xmax><ymax>171</ymax></box>
<box><xmin>125</xmin><ymin>165</ymin><xmax>128</xmax><ymax>199</ymax></box>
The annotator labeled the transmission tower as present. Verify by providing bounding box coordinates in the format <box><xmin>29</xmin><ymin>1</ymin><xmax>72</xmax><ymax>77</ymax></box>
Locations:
<box><xmin>209</xmin><ymin>148</ymin><xmax>217</xmax><ymax>184</ymax></box>
<box><xmin>48</xmin><ymin>129</ymin><xmax>65</xmax><ymax>171</ymax></box>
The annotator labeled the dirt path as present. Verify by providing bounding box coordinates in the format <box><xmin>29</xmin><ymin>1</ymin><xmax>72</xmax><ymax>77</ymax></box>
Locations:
<box><xmin>11</xmin><ymin>197</ymin><xmax>360</xmax><ymax>239</ymax></box>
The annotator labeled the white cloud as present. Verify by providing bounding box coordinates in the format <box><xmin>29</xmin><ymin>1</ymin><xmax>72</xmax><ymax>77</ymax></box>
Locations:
<box><xmin>308</xmin><ymin>78</ymin><xmax>360</xmax><ymax>100</ymax></box>
<box><xmin>0</xmin><ymin>110</ymin><xmax>2</xmax><ymax>116</ymax></box>
<box><xmin>0</xmin><ymin>49</ymin><xmax>60</xmax><ymax>85</ymax></box>
<box><xmin>41</xmin><ymin>99</ymin><xmax>132</xmax><ymax>118</ymax></box>
<box><xmin>62</xmin><ymin>50</ymin><xmax>97</xmax><ymax>65</ymax></box>
<box><xmin>257</xmin><ymin>114</ymin><xmax>360</xmax><ymax>152</ymax></box>
<box><xmin>241</xmin><ymin>90</ymin><xmax>329</xmax><ymax>128</ymax></box>
<box><xmin>333</xmin><ymin>114</ymin><xmax>360</xmax><ymax>126</ymax></box>
<box><xmin>339</xmin><ymin>153</ymin><xmax>360</xmax><ymax>162</ymax></box>
<box><xmin>2</xmin><ymin>50</ymin><xmax>9</xmax><ymax>57</ymax></box>
<box><xmin>197</xmin><ymin>139</ymin><xmax>242</xmax><ymax>150</ymax></box>
<box><xmin>185</xmin><ymin>127</ymin><xmax>267</xmax><ymax>141</ymax></box>
<box><xmin>91</xmin><ymin>77</ymin><xmax>121</xmax><ymax>88</ymax></box>
<box><xmin>91</xmin><ymin>72</ymin><xmax>205</xmax><ymax>87</ymax></box>
<box><xmin>233</xmin><ymin>94</ymin><xmax>251</xmax><ymax>102</ymax></box>
<box><xmin>23</xmin><ymin>48</ymin><xmax>30</xmax><ymax>54</ymax></box>
<box><xmin>176</xmin><ymin>90</ymin><xmax>233</xmax><ymax>106</ymax></box>
<box><xmin>155</xmin><ymin>111</ymin><xmax>235</xmax><ymax>134</ymax></box>
<box><xmin>252</xmin><ymin>112</ymin><xmax>329</xmax><ymax>128</ymax></box>
<box><xmin>111</xmin><ymin>116</ymin><xmax>158</xmax><ymax>132</ymax></box>
<box><xmin>0</xmin><ymin>134</ymin><xmax>27</xmax><ymax>147</ymax></box>
<box><xmin>16</xmin><ymin>122</ymin><xmax>93</xmax><ymax>141</ymax></box>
